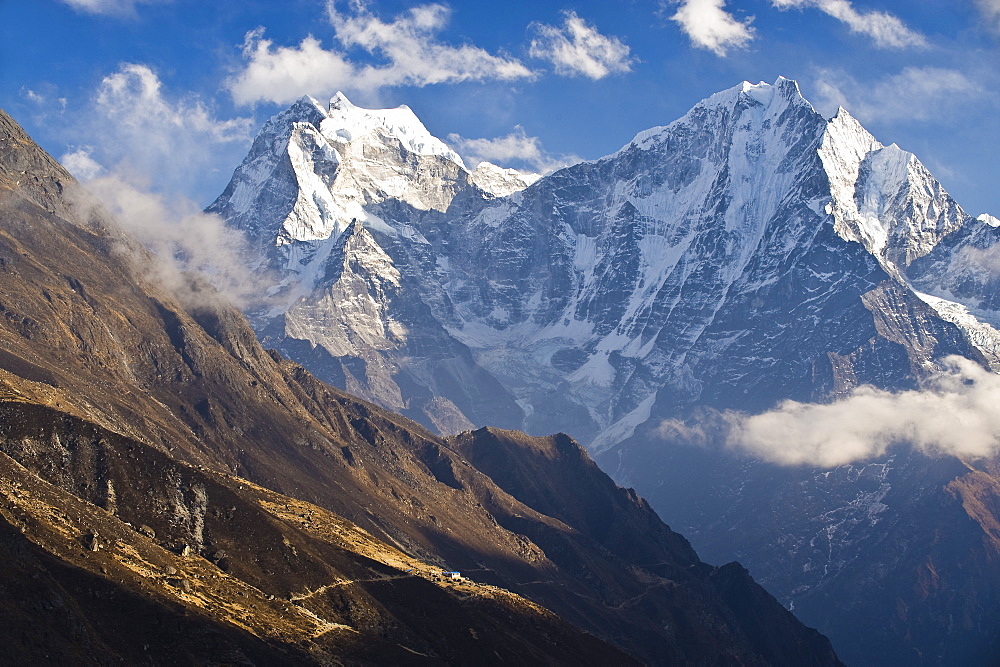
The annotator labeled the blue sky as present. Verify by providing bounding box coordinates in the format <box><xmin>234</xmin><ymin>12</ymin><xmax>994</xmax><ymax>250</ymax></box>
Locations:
<box><xmin>2</xmin><ymin>0</ymin><xmax>998</xmax><ymax>217</ymax></box>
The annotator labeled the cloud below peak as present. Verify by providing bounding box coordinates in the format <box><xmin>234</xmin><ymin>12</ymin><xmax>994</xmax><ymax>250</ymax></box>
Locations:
<box><xmin>53</xmin><ymin>64</ymin><xmax>262</xmax><ymax>310</ymax></box>
<box><xmin>659</xmin><ymin>356</ymin><xmax>1000</xmax><ymax>468</ymax></box>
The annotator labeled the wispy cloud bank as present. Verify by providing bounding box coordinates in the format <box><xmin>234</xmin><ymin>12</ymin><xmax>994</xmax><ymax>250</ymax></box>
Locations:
<box><xmin>86</xmin><ymin>63</ymin><xmax>252</xmax><ymax>199</ymax></box>
<box><xmin>528</xmin><ymin>11</ymin><xmax>634</xmax><ymax>79</ymax></box>
<box><xmin>975</xmin><ymin>0</ymin><xmax>1000</xmax><ymax>35</ymax></box>
<box><xmin>19</xmin><ymin>85</ymin><xmax>68</xmax><ymax>112</ymax></box>
<box><xmin>813</xmin><ymin>66</ymin><xmax>982</xmax><ymax>123</ymax></box>
<box><xmin>78</xmin><ymin>175</ymin><xmax>263</xmax><ymax>310</ymax></box>
<box><xmin>666</xmin><ymin>0</ymin><xmax>754</xmax><ymax>56</ymax></box>
<box><xmin>447</xmin><ymin>126</ymin><xmax>581</xmax><ymax>174</ymax></box>
<box><xmin>771</xmin><ymin>0</ymin><xmax>925</xmax><ymax>48</ymax></box>
<box><xmin>59</xmin><ymin>0</ymin><xmax>166</xmax><ymax>17</ymax></box>
<box><xmin>52</xmin><ymin>64</ymin><xmax>262</xmax><ymax>310</ymax></box>
<box><xmin>658</xmin><ymin>357</ymin><xmax>1000</xmax><ymax>467</ymax></box>
<box><xmin>229</xmin><ymin>1</ymin><xmax>533</xmax><ymax>106</ymax></box>
<box><xmin>667</xmin><ymin>0</ymin><xmax>923</xmax><ymax>56</ymax></box>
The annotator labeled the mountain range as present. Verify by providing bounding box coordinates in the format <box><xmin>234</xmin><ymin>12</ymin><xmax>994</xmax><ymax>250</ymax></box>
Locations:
<box><xmin>206</xmin><ymin>77</ymin><xmax>1000</xmax><ymax>664</ymax></box>
<box><xmin>0</xmin><ymin>108</ymin><xmax>841</xmax><ymax>664</ymax></box>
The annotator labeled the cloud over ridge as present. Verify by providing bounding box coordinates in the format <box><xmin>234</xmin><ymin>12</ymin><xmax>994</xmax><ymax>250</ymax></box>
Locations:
<box><xmin>447</xmin><ymin>126</ymin><xmax>581</xmax><ymax>174</ymax></box>
<box><xmin>659</xmin><ymin>357</ymin><xmax>1000</xmax><ymax>467</ymax></box>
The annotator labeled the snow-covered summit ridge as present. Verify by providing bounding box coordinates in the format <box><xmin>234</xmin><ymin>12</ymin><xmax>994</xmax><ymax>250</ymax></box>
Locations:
<box><xmin>209</xmin><ymin>90</ymin><xmax>545</xmax><ymax>251</ymax></box>
<box><xmin>470</xmin><ymin>161</ymin><xmax>541</xmax><ymax>197</ymax></box>
<box><xmin>323</xmin><ymin>91</ymin><xmax>466</xmax><ymax>168</ymax></box>
<box><xmin>627</xmin><ymin>76</ymin><xmax>812</xmax><ymax>151</ymax></box>
<box><xmin>820</xmin><ymin>105</ymin><xmax>968</xmax><ymax>269</ymax></box>
<box><xmin>616</xmin><ymin>73</ymin><xmax>960</xmax><ymax>274</ymax></box>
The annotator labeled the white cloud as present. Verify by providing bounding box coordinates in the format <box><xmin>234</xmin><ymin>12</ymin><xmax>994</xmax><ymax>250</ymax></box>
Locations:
<box><xmin>229</xmin><ymin>2</ymin><xmax>533</xmax><ymax>106</ymax></box>
<box><xmin>98</xmin><ymin>63</ymin><xmax>250</xmax><ymax>144</ymax></box>
<box><xmin>446</xmin><ymin>126</ymin><xmax>581</xmax><ymax>174</ymax></box>
<box><xmin>771</xmin><ymin>0</ymin><xmax>926</xmax><ymax>48</ymax></box>
<box><xmin>18</xmin><ymin>59</ymin><xmax>280</xmax><ymax>314</ymax></box>
<box><xmin>52</xmin><ymin>63</ymin><xmax>263</xmax><ymax>309</ymax></box>
<box><xmin>87</xmin><ymin>63</ymin><xmax>252</xmax><ymax>199</ymax></box>
<box><xmin>813</xmin><ymin>66</ymin><xmax>982</xmax><ymax>123</ymax></box>
<box><xmin>528</xmin><ymin>11</ymin><xmax>634</xmax><ymax>79</ymax></box>
<box><xmin>19</xmin><ymin>86</ymin><xmax>68</xmax><ymax>111</ymax></box>
<box><xmin>60</xmin><ymin>147</ymin><xmax>105</xmax><ymax>181</ymax></box>
<box><xmin>330</xmin><ymin>2</ymin><xmax>533</xmax><ymax>85</ymax></box>
<box><xmin>975</xmin><ymin>0</ymin><xmax>1000</xmax><ymax>34</ymax></box>
<box><xmin>78</xmin><ymin>175</ymin><xmax>264</xmax><ymax>310</ymax></box>
<box><xmin>667</xmin><ymin>0</ymin><xmax>754</xmax><ymax>57</ymax></box>
<box><xmin>59</xmin><ymin>0</ymin><xmax>166</xmax><ymax>16</ymax></box>
<box><xmin>660</xmin><ymin>357</ymin><xmax>1000</xmax><ymax>467</ymax></box>
<box><xmin>228</xmin><ymin>31</ymin><xmax>356</xmax><ymax>108</ymax></box>
<box><xmin>22</xmin><ymin>88</ymin><xmax>44</xmax><ymax>104</ymax></box>
<box><xmin>727</xmin><ymin>357</ymin><xmax>1000</xmax><ymax>466</ymax></box>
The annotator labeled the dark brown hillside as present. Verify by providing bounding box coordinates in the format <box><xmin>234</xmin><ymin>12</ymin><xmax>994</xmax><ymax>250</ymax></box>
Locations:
<box><xmin>0</xmin><ymin>107</ymin><xmax>841</xmax><ymax>665</ymax></box>
<box><xmin>0</xmin><ymin>401</ymin><xmax>631</xmax><ymax>665</ymax></box>
<box><xmin>451</xmin><ymin>427</ymin><xmax>842</xmax><ymax>666</ymax></box>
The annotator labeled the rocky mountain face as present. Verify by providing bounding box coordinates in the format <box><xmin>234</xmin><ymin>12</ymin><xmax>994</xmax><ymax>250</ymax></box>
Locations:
<box><xmin>211</xmin><ymin>78</ymin><xmax>999</xmax><ymax>447</ymax></box>
<box><xmin>207</xmin><ymin>94</ymin><xmax>529</xmax><ymax>434</ymax></box>
<box><xmin>209</xmin><ymin>78</ymin><xmax>1000</xmax><ymax>664</ymax></box>
<box><xmin>0</xmin><ymin>109</ymin><xmax>842</xmax><ymax>664</ymax></box>
<box><xmin>618</xmin><ymin>435</ymin><xmax>1000</xmax><ymax>665</ymax></box>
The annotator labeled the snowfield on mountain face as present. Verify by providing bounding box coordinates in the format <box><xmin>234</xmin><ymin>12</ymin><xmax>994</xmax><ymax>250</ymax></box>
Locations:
<box><xmin>205</xmin><ymin>79</ymin><xmax>1000</xmax><ymax>667</ymax></box>
<box><xmin>322</xmin><ymin>92</ymin><xmax>467</xmax><ymax>166</ymax></box>
<box><xmin>209</xmin><ymin>79</ymin><xmax>1000</xmax><ymax>452</ymax></box>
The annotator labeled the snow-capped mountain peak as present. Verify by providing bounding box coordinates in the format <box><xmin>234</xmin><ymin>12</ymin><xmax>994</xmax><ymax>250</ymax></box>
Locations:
<box><xmin>208</xmin><ymin>90</ymin><xmax>545</xmax><ymax>254</ymax></box>
<box><xmin>738</xmin><ymin>76</ymin><xmax>802</xmax><ymax>106</ymax></box>
<box><xmin>211</xmin><ymin>77</ymin><xmax>998</xmax><ymax>447</ymax></box>
<box><xmin>322</xmin><ymin>91</ymin><xmax>465</xmax><ymax>168</ymax></box>
<box><xmin>294</xmin><ymin>93</ymin><xmax>328</xmax><ymax>116</ymax></box>
<box><xmin>820</xmin><ymin>106</ymin><xmax>967</xmax><ymax>269</ymax></box>
<box><xmin>627</xmin><ymin>76</ymin><xmax>812</xmax><ymax>153</ymax></box>
<box><xmin>469</xmin><ymin>161</ymin><xmax>540</xmax><ymax>197</ymax></box>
